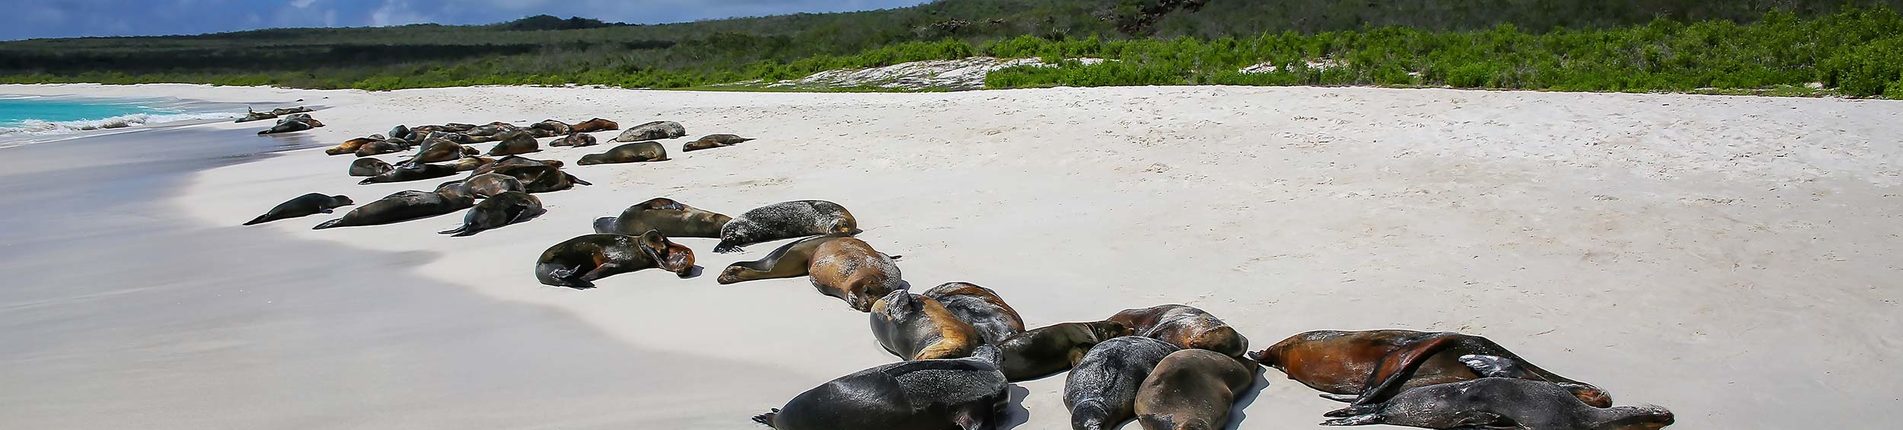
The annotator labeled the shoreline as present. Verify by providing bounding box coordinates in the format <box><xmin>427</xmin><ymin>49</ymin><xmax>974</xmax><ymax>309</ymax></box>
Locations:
<box><xmin>10</xmin><ymin>83</ymin><xmax>1903</xmax><ymax>428</ymax></box>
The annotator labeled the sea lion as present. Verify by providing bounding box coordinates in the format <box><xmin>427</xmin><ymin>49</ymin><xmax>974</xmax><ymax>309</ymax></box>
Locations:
<box><xmin>359</xmin><ymin>162</ymin><xmax>460</xmax><ymax>185</ymax></box>
<box><xmin>717</xmin><ymin>235</ymin><xmax>902</xmax><ymax>311</ymax></box>
<box><xmin>244</xmin><ymin>193</ymin><xmax>354</xmax><ymax>225</ymax></box>
<box><xmin>349</xmin><ymin>158</ymin><xmax>393</xmax><ymax>177</ymax></box>
<box><xmin>440</xmin><ymin>123</ymin><xmax>478</xmax><ymax>133</ymax></box>
<box><xmin>463</xmin><ymin>123</ymin><xmax>518</xmax><ymax>143</ymax></box>
<box><xmin>449</xmin><ymin>156</ymin><xmax>494</xmax><ymax>172</ymax></box>
<box><xmin>533</xmin><ymin>231</ymin><xmax>696</xmax><ymax>289</ymax></box>
<box><xmin>1248</xmin><ymin>330</ymin><xmax>1610</xmax><ymax>413</ymax></box>
<box><xmin>461</xmin><ymin>172</ymin><xmax>525</xmax><ymax>198</ymax></box>
<box><xmin>529</xmin><ymin>119</ymin><xmax>571</xmax><ymax>137</ymax></box>
<box><xmin>1066</xmin><ymin>336</ymin><xmax>1179</xmax><ymax>430</ymax></box>
<box><xmin>714</xmin><ymin>200</ymin><xmax>859</xmax><ymax>253</ymax></box>
<box><xmin>998</xmin><ymin>321</ymin><xmax>1132</xmax><ymax>382</ymax></box>
<box><xmin>1133</xmin><ymin>349</ymin><xmax>1257</xmax><ymax>430</ymax></box>
<box><xmin>549</xmin><ymin>132</ymin><xmax>598</xmax><ymax>147</ymax></box>
<box><xmin>1109</xmin><ymin>304</ymin><xmax>1249</xmax><ymax>358</ymax></box>
<box><xmin>592</xmin><ymin>197</ymin><xmax>731</xmax><ymax>238</ymax></box>
<box><xmin>870</xmin><ymin>290</ymin><xmax>982</xmax><ymax>360</ymax></box>
<box><xmin>327</xmin><ymin>137</ymin><xmax>379</xmax><ymax>155</ymax></box>
<box><xmin>258</xmin><ymin>114</ymin><xmax>323</xmax><ymax>135</ymax></box>
<box><xmin>1321</xmin><ymin>372</ymin><xmax>1673</xmax><ymax>429</ymax></box>
<box><xmin>752</xmin><ymin>346</ymin><xmax>1007</xmax><ymax>430</ymax></box>
<box><xmin>614</xmin><ymin>120</ymin><xmax>686</xmax><ymax>142</ymax></box>
<box><xmin>409</xmin><ymin>138</ymin><xmax>476</xmax><ymax>164</ymax></box>
<box><xmin>569</xmin><ymin>118</ymin><xmax>619</xmax><ymax>133</ymax></box>
<box><xmin>469</xmin><ymin>155</ymin><xmax>560</xmax><ymax>177</ymax></box>
<box><xmin>388</xmin><ymin>124</ymin><xmax>411</xmax><ymax>141</ymax></box>
<box><xmin>492</xmin><ymin>162</ymin><xmax>590</xmax><ymax>193</ymax></box>
<box><xmin>682</xmin><ymin>133</ymin><xmax>754</xmax><ymax>152</ymax></box>
<box><xmin>312</xmin><ymin>189</ymin><xmax>473</xmax><ymax>230</ymax></box>
<box><xmin>487</xmin><ymin>131</ymin><xmax>541</xmax><ymax>156</ymax></box>
<box><xmin>921</xmin><ymin>282</ymin><xmax>1025</xmax><ymax>345</ymax></box>
<box><xmin>439</xmin><ymin>191</ymin><xmax>543</xmax><ymax>237</ymax></box>
<box><xmin>354</xmin><ymin>140</ymin><xmax>408</xmax><ymax>157</ymax></box>
<box><xmin>576</xmin><ymin>141</ymin><xmax>668</xmax><ymax>165</ymax></box>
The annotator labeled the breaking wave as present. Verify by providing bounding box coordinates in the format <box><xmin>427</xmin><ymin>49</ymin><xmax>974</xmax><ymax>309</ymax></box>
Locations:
<box><xmin>0</xmin><ymin>111</ymin><xmax>239</xmax><ymax>137</ymax></box>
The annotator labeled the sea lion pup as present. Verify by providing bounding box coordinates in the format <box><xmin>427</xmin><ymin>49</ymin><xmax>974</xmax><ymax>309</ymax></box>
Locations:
<box><xmin>921</xmin><ymin>282</ymin><xmax>1025</xmax><ymax>345</ymax></box>
<box><xmin>349</xmin><ymin>158</ymin><xmax>393</xmax><ymax>177</ymax></box>
<box><xmin>533</xmin><ymin>231</ymin><xmax>696</xmax><ymax>289</ymax></box>
<box><xmin>327</xmin><ymin>136</ymin><xmax>381</xmax><ymax>155</ymax></box>
<box><xmin>449</xmin><ymin>156</ymin><xmax>493</xmax><ymax>172</ymax></box>
<box><xmin>713</xmin><ymin>200</ymin><xmax>859</xmax><ymax>253</ymax></box>
<box><xmin>1321</xmin><ymin>372</ymin><xmax>1674</xmax><ymax>429</ymax></box>
<box><xmin>752</xmin><ymin>345</ymin><xmax>1007</xmax><ymax>430</ymax></box>
<box><xmin>592</xmin><ymin>197</ymin><xmax>731</xmax><ymax>238</ymax></box>
<box><xmin>460</xmin><ymin>173</ymin><xmax>525</xmax><ymax>199</ymax></box>
<box><xmin>244</xmin><ymin>193</ymin><xmax>353</xmax><ymax>225</ymax></box>
<box><xmin>1133</xmin><ymin>349</ymin><xmax>1257</xmax><ymax>430</ymax></box>
<box><xmin>870</xmin><ymin>290</ymin><xmax>983</xmax><ymax>360</ymax></box>
<box><xmin>440</xmin><ymin>191</ymin><xmax>543</xmax><ymax>237</ymax></box>
<box><xmin>569</xmin><ymin>118</ymin><xmax>619</xmax><ymax>133</ymax></box>
<box><xmin>1066</xmin><ymin>336</ymin><xmax>1179</xmax><ymax>430</ymax></box>
<box><xmin>682</xmin><ymin>133</ymin><xmax>754</xmax><ymax>152</ymax></box>
<box><xmin>576</xmin><ymin>141</ymin><xmax>668</xmax><ymax>165</ymax></box>
<box><xmin>487</xmin><ymin>131</ymin><xmax>541</xmax><ymax>156</ymax></box>
<box><xmin>313</xmin><ymin>188</ymin><xmax>474</xmax><ymax>230</ymax></box>
<box><xmin>529</xmin><ymin>119</ymin><xmax>571</xmax><ymax>137</ymax></box>
<box><xmin>1109</xmin><ymin>304</ymin><xmax>1249</xmax><ymax>358</ymax></box>
<box><xmin>614</xmin><ymin>120</ymin><xmax>686</xmax><ymax>142</ymax></box>
<box><xmin>359</xmin><ymin>162</ymin><xmax>460</xmax><ymax>185</ymax></box>
<box><xmin>1248</xmin><ymin>330</ymin><xmax>1610</xmax><ymax>413</ymax></box>
<box><xmin>408</xmin><ymin>138</ymin><xmax>477</xmax><ymax>164</ymax></box>
<box><xmin>998</xmin><ymin>321</ymin><xmax>1132</xmax><ymax>382</ymax></box>
<box><xmin>549</xmin><ymin>132</ymin><xmax>598</xmax><ymax>147</ymax></box>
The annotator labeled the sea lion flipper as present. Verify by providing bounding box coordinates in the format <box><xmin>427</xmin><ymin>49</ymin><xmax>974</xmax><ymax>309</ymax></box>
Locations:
<box><xmin>1319</xmin><ymin>393</ymin><xmax>1359</xmax><ymax>403</ymax></box>
<box><xmin>749</xmin><ymin>409</ymin><xmax>779</xmax><ymax>428</ymax></box>
<box><xmin>567</xmin><ymin>174</ymin><xmax>591</xmax><ymax>186</ymax></box>
<box><xmin>313</xmin><ymin>218</ymin><xmax>344</xmax><ymax>230</ymax></box>
<box><xmin>1319</xmin><ymin>413</ymin><xmax>1382</xmax><ymax>426</ymax></box>
<box><xmin>1348</xmin><ymin>333</ymin><xmax>1463</xmax><ymax>407</ymax></box>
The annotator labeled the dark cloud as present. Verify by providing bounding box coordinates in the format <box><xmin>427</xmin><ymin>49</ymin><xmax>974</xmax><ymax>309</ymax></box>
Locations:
<box><xmin>0</xmin><ymin>0</ymin><xmax>930</xmax><ymax>41</ymax></box>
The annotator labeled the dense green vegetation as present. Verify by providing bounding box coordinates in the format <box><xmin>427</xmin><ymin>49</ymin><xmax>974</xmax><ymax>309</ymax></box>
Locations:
<box><xmin>1</xmin><ymin>0</ymin><xmax>1899</xmax><ymax>97</ymax></box>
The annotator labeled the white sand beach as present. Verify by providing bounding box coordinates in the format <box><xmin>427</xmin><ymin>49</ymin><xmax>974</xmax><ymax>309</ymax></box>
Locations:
<box><xmin>3</xmin><ymin>82</ymin><xmax>1900</xmax><ymax>429</ymax></box>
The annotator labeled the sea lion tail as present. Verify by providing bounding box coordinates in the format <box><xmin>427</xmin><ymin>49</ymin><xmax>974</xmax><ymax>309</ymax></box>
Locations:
<box><xmin>357</xmin><ymin>177</ymin><xmax>377</xmax><ymax>185</ymax></box>
<box><xmin>568</xmin><ymin>174</ymin><xmax>592</xmax><ymax>186</ymax></box>
<box><xmin>749</xmin><ymin>409</ymin><xmax>779</xmax><ymax>428</ymax></box>
<box><xmin>312</xmin><ymin>219</ymin><xmax>344</xmax><ymax>230</ymax></box>
<box><xmin>438</xmin><ymin>225</ymin><xmax>470</xmax><ymax>236</ymax></box>
<box><xmin>592</xmin><ymin>217</ymin><xmax>618</xmax><ymax>234</ymax></box>
<box><xmin>243</xmin><ymin>215</ymin><xmax>271</xmax><ymax>226</ymax></box>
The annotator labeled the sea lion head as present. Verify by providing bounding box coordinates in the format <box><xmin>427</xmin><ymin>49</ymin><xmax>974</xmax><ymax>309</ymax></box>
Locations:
<box><xmin>328</xmin><ymin>195</ymin><xmax>355</xmax><ymax>206</ymax></box>
<box><xmin>1088</xmin><ymin>320</ymin><xmax>1133</xmax><ymax>340</ymax></box>
<box><xmin>869</xmin><ymin>289</ymin><xmax>918</xmax><ymax>318</ymax></box>
<box><xmin>637</xmin><ymin>230</ymin><xmax>697</xmax><ymax>278</ymax></box>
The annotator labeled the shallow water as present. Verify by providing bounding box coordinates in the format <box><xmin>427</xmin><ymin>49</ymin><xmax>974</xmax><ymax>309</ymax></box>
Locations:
<box><xmin>0</xmin><ymin>95</ymin><xmax>243</xmax><ymax>145</ymax></box>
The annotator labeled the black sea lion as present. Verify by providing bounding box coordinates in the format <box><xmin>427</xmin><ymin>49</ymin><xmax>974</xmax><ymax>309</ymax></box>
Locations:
<box><xmin>359</xmin><ymin>162</ymin><xmax>460</xmax><ymax>185</ymax></box>
<box><xmin>752</xmin><ymin>346</ymin><xmax>1007</xmax><ymax>430</ymax></box>
<box><xmin>998</xmin><ymin>321</ymin><xmax>1132</xmax><ymax>382</ymax></box>
<box><xmin>349</xmin><ymin>158</ymin><xmax>393</xmax><ymax>177</ymax></box>
<box><xmin>614</xmin><ymin>120</ymin><xmax>686</xmax><ymax>142</ymax></box>
<box><xmin>549</xmin><ymin>132</ymin><xmax>598</xmax><ymax>147</ymax></box>
<box><xmin>570</xmin><ymin>118</ymin><xmax>619</xmax><ymax>133</ymax></box>
<box><xmin>714</xmin><ymin>200</ymin><xmax>859</xmax><ymax>253</ymax></box>
<box><xmin>1134</xmin><ymin>349</ymin><xmax>1257</xmax><ymax>430</ymax></box>
<box><xmin>313</xmin><ymin>189</ymin><xmax>473</xmax><ymax>230</ymax></box>
<box><xmin>921</xmin><ymin>282</ymin><xmax>1025</xmax><ymax>345</ymax></box>
<box><xmin>1321</xmin><ymin>374</ymin><xmax>1673</xmax><ymax>429</ymax></box>
<box><xmin>388</xmin><ymin>124</ymin><xmax>411</xmax><ymax>141</ymax></box>
<box><xmin>1066</xmin><ymin>336</ymin><xmax>1179</xmax><ymax>430</ymax></box>
<box><xmin>871</xmin><ymin>290</ymin><xmax>983</xmax><ymax>360</ymax></box>
<box><xmin>258</xmin><ymin>114</ymin><xmax>323</xmax><ymax>135</ymax></box>
<box><xmin>682</xmin><ymin>134</ymin><xmax>754</xmax><ymax>152</ymax></box>
<box><xmin>592</xmin><ymin>197</ymin><xmax>731</xmax><ymax>238</ymax></box>
<box><xmin>440</xmin><ymin>191</ymin><xmax>543</xmax><ymax>237</ymax></box>
<box><xmin>533</xmin><ymin>231</ymin><xmax>697</xmax><ymax>289</ymax></box>
<box><xmin>244</xmin><ymin>193</ymin><xmax>354</xmax><ymax>225</ymax></box>
<box><xmin>487</xmin><ymin>131</ymin><xmax>541</xmax><ymax>156</ymax></box>
<box><xmin>577</xmin><ymin>141</ymin><xmax>668</xmax><ymax>165</ymax></box>
<box><xmin>1248</xmin><ymin>329</ymin><xmax>1610</xmax><ymax>414</ymax></box>
<box><xmin>1109</xmin><ymin>304</ymin><xmax>1249</xmax><ymax>358</ymax></box>
<box><xmin>462</xmin><ymin>173</ymin><xmax>525</xmax><ymax>198</ymax></box>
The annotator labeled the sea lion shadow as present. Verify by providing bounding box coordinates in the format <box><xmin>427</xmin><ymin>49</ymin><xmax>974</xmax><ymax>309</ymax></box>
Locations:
<box><xmin>997</xmin><ymin>384</ymin><xmax>1031</xmax><ymax>429</ymax></box>
<box><xmin>1224</xmin><ymin>366</ymin><xmax>1273</xmax><ymax>430</ymax></box>
<box><xmin>680</xmin><ymin>265</ymin><xmax>704</xmax><ymax>279</ymax></box>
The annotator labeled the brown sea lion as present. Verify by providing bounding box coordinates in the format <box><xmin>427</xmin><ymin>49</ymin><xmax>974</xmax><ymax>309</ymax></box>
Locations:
<box><xmin>258</xmin><ymin>114</ymin><xmax>323</xmax><ymax>135</ymax></box>
<box><xmin>529</xmin><ymin>119</ymin><xmax>571</xmax><ymax>137</ymax></box>
<box><xmin>460</xmin><ymin>172</ymin><xmax>525</xmax><ymax>198</ymax></box>
<box><xmin>568</xmin><ymin>118</ymin><xmax>619</xmax><ymax>133</ymax></box>
<box><xmin>449</xmin><ymin>156</ymin><xmax>494</xmax><ymax>172</ymax></box>
<box><xmin>614</xmin><ymin>120</ymin><xmax>685</xmax><ymax>142</ymax></box>
<box><xmin>998</xmin><ymin>321</ymin><xmax>1131</xmax><ymax>382</ymax></box>
<box><xmin>354</xmin><ymin>140</ymin><xmax>408</xmax><ymax>157</ymax></box>
<box><xmin>921</xmin><ymin>282</ymin><xmax>1025</xmax><ymax>345</ymax></box>
<box><xmin>327</xmin><ymin>136</ymin><xmax>380</xmax><ymax>155</ymax></box>
<box><xmin>487</xmin><ymin>131</ymin><xmax>541</xmax><ymax>156</ymax></box>
<box><xmin>349</xmin><ymin>158</ymin><xmax>393</xmax><ymax>177</ymax></box>
<box><xmin>870</xmin><ymin>290</ymin><xmax>982</xmax><ymax>360</ymax></box>
<box><xmin>682</xmin><ymin>133</ymin><xmax>754</xmax><ymax>152</ymax></box>
<box><xmin>576</xmin><ymin>141</ymin><xmax>668</xmax><ymax>165</ymax></box>
<box><xmin>533</xmin><ymin>231</ymin><xmax>696</xmax><ymax>289</ymax></box>
<box><xmin>489</xmin><ymin>162</ymin><xmax>590</xmax><ymax>193</ymax></box>
<box><xmin>1067</xmin><ymin>336</ymin><xmax>1180</xmax><ymax>430</ymax></box>
<box><xmin>717</xmin><ymin>235</ymin><xmax>902</xmax><ymax>312</ymax></box>
<box><xmin>1322</xmin><ymin>361</ymin><xmax>1672</xmax><ymax>429</ymax></box>
<box><xmin>714</xmin><ymin>200</ymin><xmax>859</xmax><ymax>253</ymax></box>
<box><xmin>463</xmin><ymin>123</ymin><xmax>518</xmax><ymax>143</ymax></box>
<box><xmin>592</xmin><ymin>197</ymin><xmax>731</xmax><ymax>238</ymax></box>
<box><xmin>313</xmin><ymin>189</ymin><xmax>473</xmax><ymax>230</ymax></box>
<box><xmin>469</xmin><ymin>155</ymin><xmax>560</xmax><ymax>177</ymax></box>
<box><xmin>1109</xmin><ymin>304</ymin><xmax>1249</xmax><ymax>358</ymax></box>
<box><xmin>244</xmin><ymin>193</ymin><xmax>353</xmax><ymax>225</ymax></box>
<box><xmin>549</xmin><ymin>132</ymin><xmax>598</xmax><ymax>147</ymax></box>
<box><xmin>359</xmin><ymin>162</ymin><xmax>459</xmax><ymax>185</ymax></box>
<box><xmin>409</xmin><ymin>138</ymin><xmax>477</xmax><ymax>164</ymax></box>
<box><xmin>1250</xmin><ymin>329</ymin><xmax>1611</xmax><ymax>415</ymax></box>
<box><xmin>752</xmin><ymin>346</ymin><xmax>1007</xmax><ymax>430</ymax></box>
<box><xmin>439</xmin><ymin>191</ymin><xmax>543</xmax><ymax>237</ymax></box>
<box><xmin>1134</xmin><ymin>349</ymin><xmax>1257</xmax><ymax>430</ymax></box>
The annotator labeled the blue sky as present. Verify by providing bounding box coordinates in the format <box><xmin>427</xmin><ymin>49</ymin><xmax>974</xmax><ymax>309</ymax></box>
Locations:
<box><xmin>0</xmin><ymin>0</ymin><xmax>932</xmax><ymax>41</ymax></box>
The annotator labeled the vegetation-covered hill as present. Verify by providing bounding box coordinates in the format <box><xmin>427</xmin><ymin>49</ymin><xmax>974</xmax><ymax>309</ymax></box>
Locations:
<box><xmin>1</xmin><ymin>0</ymin><xmax>1899</xmax><ymax>97</ymax></box>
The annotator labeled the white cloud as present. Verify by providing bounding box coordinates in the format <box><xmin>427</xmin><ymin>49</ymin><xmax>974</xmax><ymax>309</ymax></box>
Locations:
<box><xmin>290</xmin><ymin>0</ymin><xmax>319</xmax><ymax>8</ymax></box>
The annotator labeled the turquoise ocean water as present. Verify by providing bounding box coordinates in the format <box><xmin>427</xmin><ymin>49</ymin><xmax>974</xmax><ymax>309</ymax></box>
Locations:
<box><xmin>0</xmin><ymin>96</ymin><xmax>237</xmax><ymax>141</ymax></box>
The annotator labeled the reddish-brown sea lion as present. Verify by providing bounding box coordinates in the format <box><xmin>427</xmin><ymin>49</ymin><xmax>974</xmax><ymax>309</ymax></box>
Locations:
<box><xmin>533</xmin><ymin>231</ymin><xmax>697</xmax><ymax>289</ymax></box>
<box><xmin>327</xmin><ymin>136</ymin><xmax>380</xmax><ymax>155</ymax></box>
<box><xmin>354</xmin><ymin>139</ymin><xmax>408</xmax><ymax>157</ymax></box>
<box><xmin>714</xmin><ymin>200</ymin><xmax>859</xmax><ymax>253</ymax></box>
<box><xmin>718</xmin><ymin>235</ymin><xmax>902</xmax><ymax>312</ymax></box>
<box><xmin>244</xmin><ymin>193</ymin><xmax>353</xmax><ymax>225</ymax></box>
<box><xmin>870</xmin><ymin>290</ymin><xmax>983</xmax><ymax>360</ymax></box>
<box><xmin>1248</xmin><ymin>329</ymin><xmax>1611</xmax><ymax>415</ymax></box>
<box><xmin>752</xmin><ymin>346</ymin><xmax>1007</xmax><ymax>430</ymax></box>
<box><xmin>1109</xmin><ymin>304</ymin><xmax>1249</xmax><ymax>358</ymax></box>
<box><xmin>569</xmin><ymin>118</ymin><xmax>619</xmax><ymax>133</ymax></box>
<box><xmin>592</xmin><ymin>197</ymin><xmax>731</xmax><ymax>238</ymax></box>
<box><xmin>682</xmin><ymin>133</ymin><xmax>754</xmax><ymax>152</ymax></box>
<box><xmin>1321</xmin><ymin>362</ymin><xmax>1672</xmax><ymax>429</ymax></box>
<box><xmin>921</xmin><ymin>282</ymin><xmax>1025</xmax><ymax>345</ymax></box>
<box><xmin>1134</xmin><ymin>349</ymin><xmax>1257</xmax><ymax>430</ymax></box>
<box><xmin>998</xmin><ymin>321</ymin><xmax>1131</xmax><ymax>382</ymax></box>
<box><xmin>1066</xmin><ymin>336</ymin><xmax>1179</xmax><ymax>430</ymax></box>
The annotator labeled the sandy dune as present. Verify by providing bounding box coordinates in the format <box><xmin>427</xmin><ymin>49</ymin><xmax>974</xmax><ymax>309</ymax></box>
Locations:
<box><xmin>6</xmin><ymin>83</ymin><xmax>1901</xmax><ymax>429</ymax></box>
